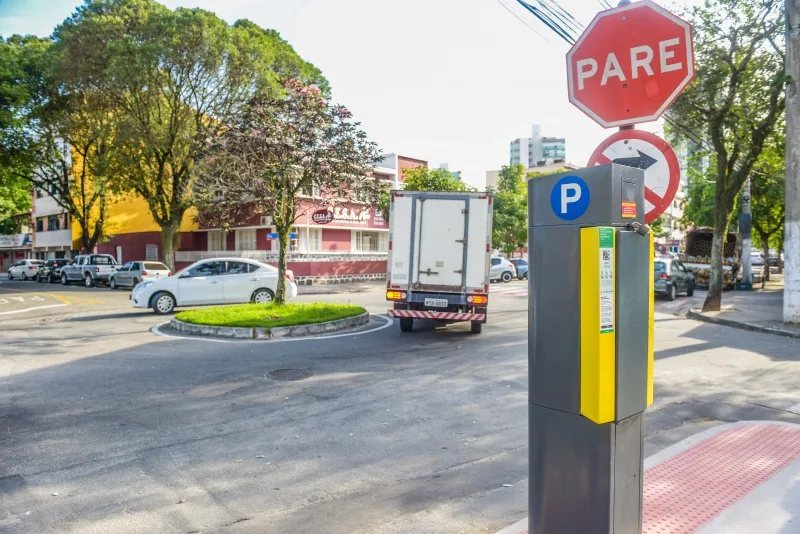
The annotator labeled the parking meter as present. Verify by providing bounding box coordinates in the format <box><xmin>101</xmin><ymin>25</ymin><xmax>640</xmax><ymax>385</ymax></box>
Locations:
<box><xmin>528</xmin><ymin>164</ymin><xmax>654</xmax><ymax>533</ymax></box>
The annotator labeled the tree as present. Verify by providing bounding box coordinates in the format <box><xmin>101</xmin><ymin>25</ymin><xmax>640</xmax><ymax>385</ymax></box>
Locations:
<box><xmin>492</xmin><ymin>165</ymin><xmax>527</xmax><ymax>256</ymax></box>
<box><xmin>53</xmin><ymin>0</ymin><xmax>327</xmax><ymax>269</ymax></box>
<box><xmin>401</xmin><ymin>166</ymin><xmax>474</xmax><ymax>192</ymax></box>
<box><xmin>667</xmin><ymin>0</ymin><xmax>785</xmax><ymax>311</ymax></box>
<box><xmin>650</xmin><ymin>216</ymin><xmax>670</xmax><ymax>239</ymax></box>
<box><xmin>195</xmin><ymin>80</ymin><xmax>382</xmax><ymax>303</ymax></box>
<box><xmin>0</xmin><ymin>34</ymin><xmax>113</xmax><ymax>251</ymax></box>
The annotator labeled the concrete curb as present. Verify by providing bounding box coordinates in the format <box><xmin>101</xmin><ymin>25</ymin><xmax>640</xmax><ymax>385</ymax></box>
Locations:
<box><xmin>168</xmin><ymin>311</ymin><xmax>370</xmax><ymax>340</ymax></box>
<box><xmin>686</xmin><ymin>310</ymin><xmax>800</xmax><ymax>339</ymax></box>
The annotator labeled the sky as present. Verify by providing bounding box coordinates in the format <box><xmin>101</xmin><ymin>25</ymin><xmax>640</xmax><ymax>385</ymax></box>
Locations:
<box><xmin>0</xmin><ymin>0</ymin><xmax>691</xmax><ymax>187</ymax></box>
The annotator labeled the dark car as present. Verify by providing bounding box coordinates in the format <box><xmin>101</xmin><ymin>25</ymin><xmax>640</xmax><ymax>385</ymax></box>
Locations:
<box><xmin>509</xmin><ymin>258</ymin><xmax>529</xmax><ymax>280</ymax></box>
<box><xmin>654</xmin><ymin>258</ymin><xmax>695</xmax><ymax>301</ymax></box>
<box><xmin>37</xmin><ymin>259</ymin><xmax>71</xmax><ymax>283</ymax></box>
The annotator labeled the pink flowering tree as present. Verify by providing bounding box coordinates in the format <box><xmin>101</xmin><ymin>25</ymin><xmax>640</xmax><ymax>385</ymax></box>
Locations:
<box><xmin>195</xmin><ymin>79</ymin><xmax>384</xmax><ymax>303</ymax></box>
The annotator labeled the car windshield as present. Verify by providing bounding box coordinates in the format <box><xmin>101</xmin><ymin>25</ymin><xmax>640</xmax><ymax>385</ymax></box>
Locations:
<box><xmin>31</xmin><ymin>260</ymin><xmax>44</xmax><ymax>265</ymax></box>
<box><xmin>92</xmin><ymin>256</ymin><xmax>116</xmax><ymax>265</ymax></box>
<box><xmin>144</xmin><ymin>262</ymin><xmax>168</xmax><ymax>270</ymax></box>
<box><xmin>654</xmin><ymin>262</ymin><xmax>667</xmax><ymax>273</ymax></box>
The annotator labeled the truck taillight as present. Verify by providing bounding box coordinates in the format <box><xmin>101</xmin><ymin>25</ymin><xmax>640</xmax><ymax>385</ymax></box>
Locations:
<box><xmin>386</xmin><ymin>290</ymin><xmax>407</xmax><ymax>301</ymax></box>
<box><xmin>95</xmin><ymin>266</ymin><xmax>100</xmax><ymax>273</ymax></box>
<box><xmin>467</xmin><ymin>294</ymin><xmax>488</xmax><ymax>305</ymax></box>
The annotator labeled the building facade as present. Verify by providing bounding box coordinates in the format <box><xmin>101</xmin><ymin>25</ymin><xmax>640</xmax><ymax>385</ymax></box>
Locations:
<box><xmin>31</xmin><ymin>189</ymin><xmax>73</xmax><ymax>260</ymax></box>
<box><xmin>509</xmin><ymin>124</ymin><xmax>566</xmax><ymax>167</ymax></box>
<box><xmin>0</xmin><ymin>213</ymin><xmax>33</xmax><ymax>272</ymax></box>
<box><xmin>82</xmin><ymin>153</ymin><xmax>427</xmax><ymax>284</ymax></box>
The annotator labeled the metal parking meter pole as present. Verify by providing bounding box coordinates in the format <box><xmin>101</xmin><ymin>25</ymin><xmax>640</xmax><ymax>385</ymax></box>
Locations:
<box><xmin>528</xmin><ymin>164</ymin><xmax>654</xmax><ymax>533</ymax></box>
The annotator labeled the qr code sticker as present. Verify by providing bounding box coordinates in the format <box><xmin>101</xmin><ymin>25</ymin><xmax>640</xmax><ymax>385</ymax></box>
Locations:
<box><xmin>602</xmin><ymin>250</ymin><xmax>611</xmax><ymax>261</ymax></box>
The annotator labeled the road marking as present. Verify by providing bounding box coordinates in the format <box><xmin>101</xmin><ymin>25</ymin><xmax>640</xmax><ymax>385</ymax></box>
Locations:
<box><xmin>150</xmin><ymin>314</ymin><xmax>395</xmax><ymax>344</ymax></box>
<box><xmin>0</xmin><ymin>304</ymin><xmax>67</xmax><ymax>316</ymax></box>
<box><xmin>788</xmin><ymin>403</ymin><xmax>800</xmax><ymax>415</ymax></box>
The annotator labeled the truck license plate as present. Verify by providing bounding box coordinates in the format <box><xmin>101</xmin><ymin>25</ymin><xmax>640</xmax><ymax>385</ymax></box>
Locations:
<box><xmin>425</xmin><ymin>298</ymin><xmax>448</xmax><ymax>308</ymax></box>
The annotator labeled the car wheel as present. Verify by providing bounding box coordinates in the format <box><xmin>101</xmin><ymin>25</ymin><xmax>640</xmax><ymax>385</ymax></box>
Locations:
<box><xmin>22</xmin><ymin>272</ymin><xmax>28</xmax><ymax>281</ymax></box>
<box><xmin>667</xmin><ymin>284</ymin><xmax>676</xmax><ymax>301</ymax></box>
<box><xmin>61</xmin><ymin>273</ymin><xmax>69</xmax><ymax>285</ymax></box>
<box><xmin>48</xmin><ymin>274</ymin><xmax>54</xmax><ymax>284</ymax></box>
<box><xmin>251</xmin><ymin>288</ymin><xmax>275</xmax><ymax>304</ymax></box>
<box><xmin>686</xmin><ymin>282</ymin><xmax>695</xmax><ymax>297</ymax></box>
<box><xmin>84</xmin><ymin>274</ymin><xmax>94</xmax><ymax>288</ymax></box>
<box><xmin>37</xmin><ymin>274</ymin><xmax>43</xmax><ymax>283</ymax></box>
<box><xmin>470</xmin><ymin>321</ymin><xmax>483</xmax><ymax>334</ymax></box>
<box><xmin>109</xmin><ymin>277</ymin><xmax>118</xmax><ymax>290</ymax></box>
<box><xmin>152</xmin><ymin>292</ymin><xmax>176</xmax><ymax>315</ymax></box>
<box><xmin>501</xmin><ymin>271</ymin><xmax>513</xmax><ymax>283</ymax></box>
<box><xmin>7</xmin><ymin>271</ymin><xmax>12</xmax><ymax>280</ymax></box>
<box><xmin>132</xmin><ymin>278</ymin><xmax>140</xmax><ymax>287</ymax></box>
<box><xmin>399</xmin><ymin>317</ymin><xmax>413</xmax><ymax>332</ymax></box>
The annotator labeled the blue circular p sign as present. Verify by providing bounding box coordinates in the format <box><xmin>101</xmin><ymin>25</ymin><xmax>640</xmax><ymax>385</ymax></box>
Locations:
<box><xmin>550</xmin><ymin>176</ymin><xmax>590</xmax><ymax>220</ymax></box>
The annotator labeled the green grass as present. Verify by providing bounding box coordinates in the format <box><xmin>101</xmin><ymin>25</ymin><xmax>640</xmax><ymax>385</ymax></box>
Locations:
<box><xmin>174</xmin><ymin>302</ymin><xmax>367</xmax><ymax>330</ymax></box>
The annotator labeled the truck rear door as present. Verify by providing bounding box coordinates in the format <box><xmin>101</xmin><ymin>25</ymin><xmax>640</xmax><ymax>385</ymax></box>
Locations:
<box><xmin>414</xmin><ymin>198</ymin><xmax>467</xmax><ymax>290</ymax></box>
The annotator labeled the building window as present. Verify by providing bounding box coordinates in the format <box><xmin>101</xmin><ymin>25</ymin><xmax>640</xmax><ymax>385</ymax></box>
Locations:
<box><xmin>145</xmin><ymin>244</ymin><xmax>159</xmax><ymax>261</ymax></box>
<box><xmin>208</xmin><ymin>230</ymin><xmax>225</xmax><ymax>251</ymax></box>
<box><xmin>36</xmin><ymin>218</ymin><xmax>44</xmax><ymax>232</ymax></box>
<box><xmin>305</xmin><ymin>228</ymin><xmax>321</xmax><ymax>252</ymax></box>
<box><xmin>36</xmin><ymin>189</ymin><xmax>43</xmax><ymax>199</ymax></box>
<box><xmin>47</xmin><ymin>216</ymin><xmax>60</xmax><ymax>231</ymax></box>
<box><xmin>235</xmin><ymin>229</ymin><xmax>257</xmax><ymax>251</ymax></box>
<box><xmin>353</xmin><ymin>231</ymin><xmax>386</xmax><ymax>252</ymax></box>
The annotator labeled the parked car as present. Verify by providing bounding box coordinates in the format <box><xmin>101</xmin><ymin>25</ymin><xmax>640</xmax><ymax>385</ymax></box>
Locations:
<box><xmin>131</xmin><ymin>257</ymin><xmax>298</xmax><ymax>315</ymax></box>
<box><xmin>110</xmin><ymin>261</ymin><xmax>171</xmax><ymax>289</ymax></box>
<box><xmin>37</xmin><ymin>259</ymin><xmax>71</xmax><ymax>283</ymax></box>
<box><xmin>654</xmin><ymin>258</ymin><xmax>695</xmax><ymax>301</ymax></box>
<box><xmin>509</xmin><ymin>258</ymin><xmax>529</xmax><ymax>280</ymax></box>
<box><xmin>61</xmin><ymin>254</ymin><xmax>120</xmax><ymax>287</ymax></box>
<box><xmin>7</xmin><ymin>259</ymin><xmax>45</xmax><ymax>281</ymax></box>
<box><xmin>489</xmin><ymin>257</ymin><xmax>516</xmax><ymax>283</ymax></box>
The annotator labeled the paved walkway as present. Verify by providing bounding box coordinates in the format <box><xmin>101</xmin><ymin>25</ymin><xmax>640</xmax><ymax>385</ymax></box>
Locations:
<box><xmin>687</xmin><ymin>278</ymin><xmax>800</xmax><ymax>339</ymax></box>
<box><xmin>497</xmin><ymin>421</ymin><xmax>800</xmax><ymax>534</ymax></box>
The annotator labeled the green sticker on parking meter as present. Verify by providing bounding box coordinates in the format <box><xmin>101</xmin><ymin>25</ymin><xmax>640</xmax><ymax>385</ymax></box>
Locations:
<box><xmin>598</xmin><ymin>227</ymin><xmax>614</xmax><ymax>334</ymax></box>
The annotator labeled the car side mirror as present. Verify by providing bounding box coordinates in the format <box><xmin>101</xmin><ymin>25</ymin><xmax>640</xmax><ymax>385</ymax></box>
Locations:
<box><xmin>686</xmin><ymin>268</ymin><xmax>693</xmax><ymax>274</ymax></box>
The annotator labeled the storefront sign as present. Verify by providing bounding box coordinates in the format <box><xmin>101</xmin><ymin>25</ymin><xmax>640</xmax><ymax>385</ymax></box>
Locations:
<box><xmin>312</xmin><ymin>209</ymin><xmax>334</xmax><ymax>224</ymax></box>
<box><xmin>0</xmin><ymin>234</ymin><xmax>30</xmax><ymax>248</ymax></box>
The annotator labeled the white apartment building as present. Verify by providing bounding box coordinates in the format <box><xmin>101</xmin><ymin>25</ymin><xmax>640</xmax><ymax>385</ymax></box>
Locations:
<box><xmin>32</xmin><ymin>189</ymin><xmax>73</xmax><ymax>259</ymax></box>
<box><xmin>510</xmin><ymin>124</ymin><xmax>566</xmax><ymax>167</ymax></box>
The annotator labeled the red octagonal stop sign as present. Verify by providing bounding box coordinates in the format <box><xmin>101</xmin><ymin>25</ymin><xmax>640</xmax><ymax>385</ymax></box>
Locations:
<box><xmin>567</xmin><ymin>0</ymin><xmax>694</xmax><ymax>128</ymax></box>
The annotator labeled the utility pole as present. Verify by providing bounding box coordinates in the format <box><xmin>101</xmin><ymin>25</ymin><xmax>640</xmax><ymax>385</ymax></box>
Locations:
<box><xmin>786</xmin><ymin>0</ymin><xmax>800</xmax><ymax>322</ymax></box>
<box><xmin>740</xmin><ymin>179</ymin><xmax>753</xmax><ymax>290</ymax></box>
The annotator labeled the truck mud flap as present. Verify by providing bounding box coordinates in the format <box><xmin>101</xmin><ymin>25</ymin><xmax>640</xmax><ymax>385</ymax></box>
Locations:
<box><xmin>388</xmin><ymin>310</ymin><xmax>486</xmax><ymax>321</ymax></box>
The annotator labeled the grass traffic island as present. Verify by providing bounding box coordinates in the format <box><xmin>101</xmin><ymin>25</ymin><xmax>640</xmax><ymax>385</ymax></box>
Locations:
<box><xmin>171</xmin><ymin>302</ymin><xmax>369</xmax><ymax>340</ymax></box>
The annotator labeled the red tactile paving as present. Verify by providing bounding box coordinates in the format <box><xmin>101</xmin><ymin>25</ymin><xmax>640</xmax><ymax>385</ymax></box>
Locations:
<box><xmin>642</xmin><ymin>424</ymin><xmax>800</xmax><ymax>533</ymax></box>
<box><xmin>511</xmin><ymin>424</ymin><xmax>800</xmax><ymax>534</ymax></box>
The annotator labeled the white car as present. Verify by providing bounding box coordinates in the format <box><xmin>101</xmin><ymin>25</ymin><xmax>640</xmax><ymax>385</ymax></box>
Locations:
<box><xmin>131</xmin><ymin>257</ymin><xmax>298</xmax><ymax>314</ymax></box>
<box><xmin>489</xmin><ymin>256</ymin><xmax>517</xmax><ymax>283</ymax></box>
<box><xmin>7</xmin><ymin>259</ymin><xmax>45</xmax><ymax>281</ymax></box>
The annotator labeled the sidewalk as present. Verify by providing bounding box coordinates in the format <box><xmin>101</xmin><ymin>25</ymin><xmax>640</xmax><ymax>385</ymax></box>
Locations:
<box><xmin>296</xmin><ymin>280</ymin><xmax>384</xmax><ymax>296</ymax></box>
<box><xmin>497</xmin><ymin>421</ymin><xmax>800</xmax><ymax>534</ymax></box>
<box><xmin>686</xmin><ymin>277</ymin><xmax>800</xmax><ymax>339</ymax></box>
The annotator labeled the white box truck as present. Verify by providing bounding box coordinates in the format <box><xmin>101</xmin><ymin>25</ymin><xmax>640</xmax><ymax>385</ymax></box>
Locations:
<box><xmin>386</xmin><ymin>190</ymin><xmax>494</xmax><ymax>333</ymax></box>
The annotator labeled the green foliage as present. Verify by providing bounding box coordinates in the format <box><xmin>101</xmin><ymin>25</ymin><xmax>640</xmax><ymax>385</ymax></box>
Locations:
<box><xmin>195</xmin><ymin>79</ymin><xmax>382</xmax><ymax>303</ymax></box>
<box><xmin>666</xmin><ymin>0</ymin><xmax>785</xmax><ymax>310</ymax></box>
<box><xmin>491</xmin><ymin>165</ymin><xmax>527</xmax><ymax>256</ymax></box>
<box><xmin>401</xmin><ymin>167</ymin><xmax>475</xmax><ymax>192</ymax></box>
<box><xmin>649</xmin><ymin>216</ymin><xmax>669</xmax><ymax>239</ymax></box>
<box><xmin>175</xmin><ymin>302</ymin><xmax>366</xmax><ymax>329</ymax></box>
<box><xmin>49</xmin><ymin>0</ymin><xmax>329</xmax><ymax>267</ymax></box>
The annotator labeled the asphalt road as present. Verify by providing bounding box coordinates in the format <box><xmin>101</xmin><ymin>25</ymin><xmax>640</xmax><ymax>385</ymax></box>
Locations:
<box><xmin>1</xmin><ymin>277</ymin><xmax>799</xmax><ymax>534</ymax></box>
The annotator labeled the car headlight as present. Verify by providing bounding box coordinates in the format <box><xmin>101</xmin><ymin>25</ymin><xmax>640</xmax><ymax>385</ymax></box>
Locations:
<box><xmin>134</xmin><ymin>281</ymin><xmax>154</xmax><ymax>292</ymax></box>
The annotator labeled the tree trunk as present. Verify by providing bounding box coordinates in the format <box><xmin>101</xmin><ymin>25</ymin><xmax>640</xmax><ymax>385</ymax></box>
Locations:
<box><xmin>702</xmin><ymin>199</ymin><xmax>731</xmax><ymax>312</ymax></box>
<box><xmin>275</xmin><ymin>226</ymin><xmax>289</xmax><ymax>305</ymax></box>
<box><xmin>764</xmin><ymin>246</ymin><xmax>771</xmax><ymax>282</ymax></box>
<box><xmin>161</xmin><ymin>224</ymin><xmax>180</xmax><ymax>272</ymax></box>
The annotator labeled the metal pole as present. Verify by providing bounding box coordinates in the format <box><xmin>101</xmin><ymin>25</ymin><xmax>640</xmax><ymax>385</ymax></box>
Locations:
<box><xmin>785</xmin><ymin>0</ymin><xmax>800</xmax><ymax>322</ymax></box>
<box><xmin>741</xmin><ymin>178</ymin><xmax>753</xmax><ymax>289</ymax></box>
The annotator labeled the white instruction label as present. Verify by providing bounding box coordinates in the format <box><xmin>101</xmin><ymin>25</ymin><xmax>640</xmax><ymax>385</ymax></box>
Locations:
<box><xmin>599</xmin><ymin>227</ymin><xmax>614</xmax><ymax>334</ymax></box>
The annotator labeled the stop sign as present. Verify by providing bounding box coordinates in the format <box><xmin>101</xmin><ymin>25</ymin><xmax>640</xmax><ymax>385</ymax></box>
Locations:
<box><xmin>566</xmin><ymin>0</ymin><xmax>694</xmax><ymax>128</ymax></box>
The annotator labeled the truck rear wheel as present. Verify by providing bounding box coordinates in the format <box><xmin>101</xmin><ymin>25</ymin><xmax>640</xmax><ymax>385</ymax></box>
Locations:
<box><xmin>470</xmin><ymin>321</ymin><xmax>483</xmax><ymax>334</ymax></box>
<box><xmin>399</xmin><ymin>317</ymin><xmax>413</xmax><ymax>332</ymax></box>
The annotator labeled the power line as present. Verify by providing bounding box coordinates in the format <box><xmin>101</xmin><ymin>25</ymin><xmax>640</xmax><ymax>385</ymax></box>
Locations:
<box><xmin>495</xmin><ymin>0</ymin><xmax>550</xmax><ymax>41</ymax></box>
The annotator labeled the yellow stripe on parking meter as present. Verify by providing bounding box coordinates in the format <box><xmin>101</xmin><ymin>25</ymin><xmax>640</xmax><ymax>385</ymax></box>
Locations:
<box><xmin>580</xmin><ymin>227</ymin><xmax>616</xmax><ymax>424</ymax></box>
<box><xmin>647</xmin><ymin>232</ymin><xmax>655</xmax><ymax>406</ymax></box>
